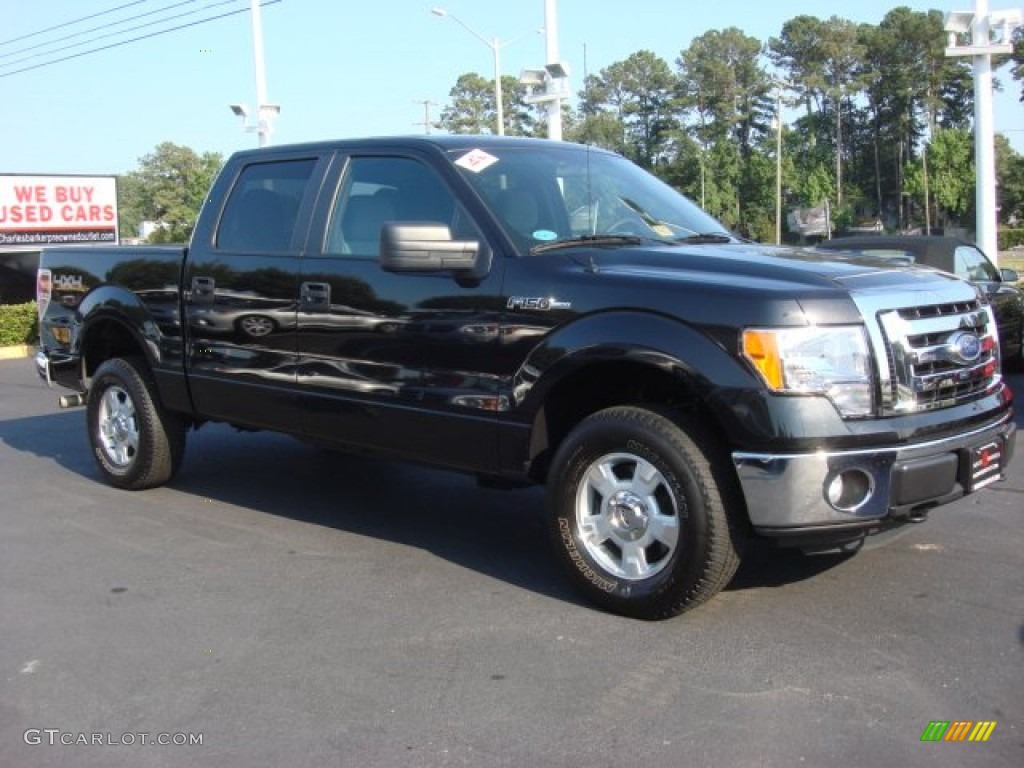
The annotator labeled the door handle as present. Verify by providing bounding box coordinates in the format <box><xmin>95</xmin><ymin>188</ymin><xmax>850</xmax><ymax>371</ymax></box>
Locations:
<box><xmin>300</xmin><ymin>281</ymin><xmax>331</xmax><ymax>306</ymax></box>
<box><xmin>191</xmin><ymin>276</ymin><xmax>215</xmax><ymax>304</ymax></box>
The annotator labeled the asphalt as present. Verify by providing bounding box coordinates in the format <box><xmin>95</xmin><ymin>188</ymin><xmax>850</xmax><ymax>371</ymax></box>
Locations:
<box><xmin>1</xmin><ymin>357</ymin><xmax>1021</xmax><ymax>767</ymax></box>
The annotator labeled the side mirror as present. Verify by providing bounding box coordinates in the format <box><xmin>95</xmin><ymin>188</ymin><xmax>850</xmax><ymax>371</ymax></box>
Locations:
<box><xmin>999</xmin><ymin>267</ymin><xmax>1019</xmax><ymax>284</ymax></box>
<box><xmin>379</xmin><ymin>223</ymin><xmax>489</xmax><ymax>278</ymax></box>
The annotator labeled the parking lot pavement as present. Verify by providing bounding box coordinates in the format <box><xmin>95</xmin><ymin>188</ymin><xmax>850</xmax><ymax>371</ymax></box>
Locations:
<box><xmin>1</xmin><ymin>357</ymin><xmax>1021</xmax><ymax>768</ymax></box>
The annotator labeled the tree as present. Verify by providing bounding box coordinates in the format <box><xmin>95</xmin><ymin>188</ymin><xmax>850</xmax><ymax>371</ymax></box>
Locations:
<box><xmin>677</xmin><ymin>27</ymin><xmax>773</xmax><ymax>235</ymax></box>
<box><xmin>438</xmin><ymin>73</ymin><xmax>494</xmax><ymax>134</ymax></box>
<box><xmin>904</xmin><ymin>129</ymin><xmax>974</xmax><ymax>227</ymax></box>
<box><xmin>677</xmin><ymin>27</ymin><xmax>771</xmax><ymax>156</ymax></box>
<box><xmin>1011</xmin><ymin>26</ymin><xmax>1024</xmax><ymax>101</ymax></box>
<box><xmin>770</xmin><ymin>16</ymin><xmax>865</xmax><ymax>211</ymax></box>
<box><xmin>583</xmin><ymin>51</ymin><xmax>678</xmax><ymax>168</ymax></box>
<box><xmin>996</xmin><ymin>133</ymin><xmax>1024</xmax><ymax>224</ymax></box>
<box><xmin>120</xmin><ymin>142</ymin><xmax>222</xmax><ymax>243</ymax></box>
<box><xmin>438</xmin><ymin>73</ymin><xmax>540</xmax><ymax>136</ymax></box>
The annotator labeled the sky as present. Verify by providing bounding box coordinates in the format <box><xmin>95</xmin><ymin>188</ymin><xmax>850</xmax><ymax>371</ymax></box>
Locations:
<box><xmin>2</xmin><ymin>0</ymin><xmax>1023</xmax><ymax>176</ymax></box>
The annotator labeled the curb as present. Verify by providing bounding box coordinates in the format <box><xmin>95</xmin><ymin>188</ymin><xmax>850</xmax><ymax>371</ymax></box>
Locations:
<box><xmin>0</xmin><ymin>345</ymin><xmax>32</xmax><ymax>360</ymax></box>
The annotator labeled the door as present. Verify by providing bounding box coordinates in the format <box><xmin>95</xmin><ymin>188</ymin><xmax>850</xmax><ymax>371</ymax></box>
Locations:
<box><xmin>184</xmin><ymin>155</ymin><xmax>324</xmax><ymax>431</ymax></box>
<box><xmin>295</xmin><ymin>151</ymin><xmax>506</xmax><ymax>471</ymax></box>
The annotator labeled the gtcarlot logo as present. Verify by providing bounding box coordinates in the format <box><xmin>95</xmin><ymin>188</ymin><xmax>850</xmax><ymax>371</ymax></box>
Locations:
<box><xmin>920</xmin><ymin>721</ymin><xmax>997</xmax><ymax>742</ymax></box>
<box><xmin>24</xmin><ymin>729</ymin><xmax>203</xmax><ymax>746</ymax></box>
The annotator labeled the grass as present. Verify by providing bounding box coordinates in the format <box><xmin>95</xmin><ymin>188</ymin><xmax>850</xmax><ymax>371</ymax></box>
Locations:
<box><xmin>998</xmin><ymin>251</ymin><xmax>1024</xmax><ymax>278</ymax></box>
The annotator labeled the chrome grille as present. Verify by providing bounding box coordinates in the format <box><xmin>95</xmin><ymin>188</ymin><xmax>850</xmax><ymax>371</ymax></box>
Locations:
<box><xmin>876</xmin><ymin>299</ymin><xmax>1000</xmax><ymax>413</ymax></box>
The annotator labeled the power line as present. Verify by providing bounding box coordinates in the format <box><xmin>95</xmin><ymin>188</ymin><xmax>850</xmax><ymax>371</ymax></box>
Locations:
<box><xmin>0</xmin><ymin>1</ymin><xmax>151</xmax><ymax>47</ymax></box>
<box><xmin>0</xmin><ymin>0</ymin><xmax>280</xmax><ymax>79</ymax></box>
<box><xmin>0</xmin><ymin>1</ymin><xmax>204</xmax><ymax>62</ymax></box>
<box><xmin>1</xmin><ymin>1</ymin><xmax>241</xmax><ymax>68</ymax></box>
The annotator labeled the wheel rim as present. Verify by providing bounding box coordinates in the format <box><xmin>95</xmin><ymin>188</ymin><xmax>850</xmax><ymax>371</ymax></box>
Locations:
<box><xmin>574</xmin><ymin>452</ymin><xmax>681</xmax><ymax>581</ymax></box>
<box><xmin>97</xmin><ymin>385</ymin><xmax>139</xmax><ymax>468</ymax></box>
<box><xmin>239</xmin><ymin>315</ymin><xmax>274</xmax><ymax>336</ymax></box>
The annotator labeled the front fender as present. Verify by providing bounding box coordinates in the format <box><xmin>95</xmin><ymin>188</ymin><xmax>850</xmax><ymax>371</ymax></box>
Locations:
<box><xmin>511</xmin><ymin>310</ymin><xmax>776</xmax><ymax>446</ymax></box>
<box><xmin>518</xmin><ymin>310</ymin><xmax>753</xmax><ymax>398</ymax></box>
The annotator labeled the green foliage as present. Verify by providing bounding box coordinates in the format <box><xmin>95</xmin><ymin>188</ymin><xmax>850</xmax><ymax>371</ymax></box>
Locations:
<box><xmin>1013</xmin><ymin>27</ymin><xmax>1024</xmax><ymax>102</ymax></box>
<box><xmin>0</xmin><ymin>302</ymin><xmax>38</xmax><ymax>346</ymax></box>
<box><xmin>583</xmin><ymin>51</ymin><xmax>679</xmax><ymax>168</ymax></box>
<box><xmin>996</xmin><ymin>134</ymin><xmax>1024</xmax><ymax>225</ymax></box>
<box><xmin>998</xmin><ymin>229</ymin><xmax>1024</xmax><ymax>250</ymax></box>
<box><xmin>438</xmin><ymin>73</ymin><xmax>540</xmax><ymax>136</ymax></box>
<box><xmin>678</xmin><ymin>27</ymin><xmax>771</xmax><ymax>160</ymax></box>
<box><xmin>118</xmin><ymin>142</ymin><xmax>223</xmax><ymax>243</ymax></box>
<box><xmin>926</xmin><ymin>129</ymin><xmax>974</xmax><ymax>220</ymax></box>
<box><xmin>438</xmin><ymin>7</ymin><xmax>1024</xmax><ymax>239</ymax></box>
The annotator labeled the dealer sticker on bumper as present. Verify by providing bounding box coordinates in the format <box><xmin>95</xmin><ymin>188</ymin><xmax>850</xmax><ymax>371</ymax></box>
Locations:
<box><xmin>965</xmin><ymin>440</ymin><xmax>1003</xmax><ymax>492</ymax></box>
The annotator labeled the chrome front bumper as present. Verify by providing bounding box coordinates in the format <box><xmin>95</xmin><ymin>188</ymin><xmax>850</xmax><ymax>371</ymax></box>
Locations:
<box><xmin>733</xmin><ymin>414</ymin><xmax>1017</xmax><ymax>534</ymax></box>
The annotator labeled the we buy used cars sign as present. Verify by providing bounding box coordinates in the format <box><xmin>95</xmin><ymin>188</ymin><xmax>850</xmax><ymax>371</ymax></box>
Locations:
<box><xmin>0</xmin><ymin>175</ymin><xmax>118</xmax><ymax>248</ymax></box>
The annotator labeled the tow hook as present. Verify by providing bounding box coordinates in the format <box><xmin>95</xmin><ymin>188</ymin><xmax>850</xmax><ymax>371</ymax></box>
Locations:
<box><xmin>58</xmin><ymin>392</ymin><xmax>87</xmax><ymax>409</ymax></box>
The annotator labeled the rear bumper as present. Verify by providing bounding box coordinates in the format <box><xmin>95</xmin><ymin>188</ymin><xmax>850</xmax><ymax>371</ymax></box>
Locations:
<box><xmin>733</xmin><ymin>413</ymin><xmax>1016</xmax><ymax>536</ymax></box>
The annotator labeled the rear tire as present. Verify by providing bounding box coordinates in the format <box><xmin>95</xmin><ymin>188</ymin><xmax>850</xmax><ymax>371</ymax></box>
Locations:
<box><xmin>547</xmin><ymin>406</ymin><xmax>744</xmax><ymax>619</ymax></box>
<box><xmin>87</xmin><ymin>357</ymin><xmax>186</xmax><ymax>490</ymax></box>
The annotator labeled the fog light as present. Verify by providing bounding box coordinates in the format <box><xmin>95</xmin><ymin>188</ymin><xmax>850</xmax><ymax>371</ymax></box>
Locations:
<box><xmin>825</xmin><ymin>468</ymin><xmax>874</xmax><ymax>512</ymax></box>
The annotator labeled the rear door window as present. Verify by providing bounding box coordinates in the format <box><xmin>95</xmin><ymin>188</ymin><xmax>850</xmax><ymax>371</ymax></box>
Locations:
<box><xmin>217</xmin><ymin>159</ymin><xmax>317</xmax><ymax>252</ymax></box>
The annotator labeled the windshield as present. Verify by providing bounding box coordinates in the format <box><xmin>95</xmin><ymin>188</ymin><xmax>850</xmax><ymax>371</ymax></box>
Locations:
<box><xmin>447</xmin><ymin>144</ymin><xmax>729</xmax><ymax>253</ymax></box>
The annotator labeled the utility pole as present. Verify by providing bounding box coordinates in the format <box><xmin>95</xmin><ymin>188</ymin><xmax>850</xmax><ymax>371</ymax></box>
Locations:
<box><xmin>414</xmin><ymin>100</ymin><xmax>439</xmax><ymax>134</ymax></box>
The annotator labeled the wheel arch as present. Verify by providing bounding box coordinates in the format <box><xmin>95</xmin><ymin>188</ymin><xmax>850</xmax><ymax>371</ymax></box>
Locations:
<box><xmin>515</xmin><ymin>310</ymin><xmax>759</xmax><ymax>484</ymax></box>
<box><xmin>76</xmin><ymin>286</ymin><xmax>164</xmax><ymax>381</ymax></box>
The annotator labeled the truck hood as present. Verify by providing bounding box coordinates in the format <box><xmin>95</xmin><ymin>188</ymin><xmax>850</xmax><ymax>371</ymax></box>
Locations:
<box><xmin>559</xmin><ymin>240</ymin><xmax>978</xmax><ymax>329</ymax></box>
<box><xmin>579</xmin><ymin>241</ymin><xmax>964</xmax><ymax>294</ymax></box>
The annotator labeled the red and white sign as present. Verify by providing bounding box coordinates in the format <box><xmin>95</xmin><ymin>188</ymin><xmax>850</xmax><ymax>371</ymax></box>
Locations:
<box><xmin>0</xmin><ymin>175</ymin><xmax>118</xmax><ymax>249</ymax></box>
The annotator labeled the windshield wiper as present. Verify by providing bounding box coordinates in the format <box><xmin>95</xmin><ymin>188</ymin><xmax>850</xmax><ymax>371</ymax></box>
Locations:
<box><xmin>674</xmin><ymin>232</ymin><xmax>735</xmax><ymax>244</ymax></box>
<box><xmin>530</xmin><ymin>234</ymin><xmax>649</xmax><ymax>255</ymax></box>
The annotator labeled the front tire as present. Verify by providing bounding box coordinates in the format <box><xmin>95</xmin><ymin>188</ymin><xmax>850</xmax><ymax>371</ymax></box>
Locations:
<box><xmin>87</xmin><ymin>357</ymin><xmax>186</xmax><ymax>490</ymax></box>
<box><xmin>547</xmin><ymin>406</ymin><xmax>744</xmax><ymax>619</ymax></box>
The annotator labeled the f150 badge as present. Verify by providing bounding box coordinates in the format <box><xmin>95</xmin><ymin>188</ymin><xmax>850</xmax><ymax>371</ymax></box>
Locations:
<box><xmin>507</xmin><ymin>297</ymin><xmax>572</xmax><ymax>311</ymax></box>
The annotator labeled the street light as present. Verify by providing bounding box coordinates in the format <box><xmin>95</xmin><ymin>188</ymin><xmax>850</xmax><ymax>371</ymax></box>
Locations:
<box><xmin>228</xmin><ymin>102</ymin><xmax>281</xmax><ymax>144</ymax></box>
<box><xmin>431</xmin><ymin>7</ymin><xmax>536</xmax><ymax>136</ymax></box>
<box><xmin>230</xmin><ymin>0</ymin><xmax>279</xmax><ymax>147</ymax></box>
<box><xmin>521</xmin><ymin>61</ymin><xmax>570</xmax><ymax>140</ymax></box>
<box><xmin>945</xmin><ymin>0</ymin><xmax>1022</xmax><ymax>265</ymax></box>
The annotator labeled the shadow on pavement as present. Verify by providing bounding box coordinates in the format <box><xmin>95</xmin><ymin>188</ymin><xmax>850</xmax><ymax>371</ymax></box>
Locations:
<box><xmin>0</xmin><ymin>410</ymin><xmax>893</xmax><ymax>615</ymax></box>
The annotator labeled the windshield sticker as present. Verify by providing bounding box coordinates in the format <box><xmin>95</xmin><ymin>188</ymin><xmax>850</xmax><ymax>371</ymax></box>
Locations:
<box><xmin>454</xmin><ymin>149</ymin><xmax>499</xmax><ymax>173</ymax></box>
<box><xmin>651</xmin><ymin>224</ymin><xmax>673</xmax><ymax>237</ymax></box>
<box><xmin>533</xmin><ymin>229</ymin><xmax>558</xmax><ymax>241</ymax></box>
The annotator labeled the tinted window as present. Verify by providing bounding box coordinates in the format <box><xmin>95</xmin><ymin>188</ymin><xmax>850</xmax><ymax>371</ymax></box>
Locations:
<box><xmin>217</xmin><ymin>159</ymin><xmax>316</xmax><ymax>252</ymax></box>
<box><xmin>325</xmin><ymin>156</ymin><xmax>475</xmax><ymax>257</ymax></box>
<box><xmin>953</xmin><ymin>245</ymin><xmax>998</xmax><ymax>282</ymax></box>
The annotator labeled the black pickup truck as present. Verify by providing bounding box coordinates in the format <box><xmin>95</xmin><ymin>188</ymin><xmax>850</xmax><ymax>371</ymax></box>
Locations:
<box><xmin>35</xmin><ymin>136</ymin><xmax>1016</xmax><ymax>618</ymax></box>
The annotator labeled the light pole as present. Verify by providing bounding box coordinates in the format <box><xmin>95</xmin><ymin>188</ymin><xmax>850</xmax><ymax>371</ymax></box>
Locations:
<box><xmin>543</xmin><ymin>0</ymin><xmax>563</xmax><ymax>141</ymax></box>
<box><xmin>773</xmin><ymin>80</ymin><xmax>790</xmax><ymax>245</ymax></box>
<box><xmin>230</xmin><ymin>0</ymin><xmax>280</xmax><ymax>146</ymax></box>
<box><xmin>432</xmin><ymin>7</ymin><xmax>530</xmax><ymax>136</ymax></box>
<box><xmin>945</xmin><ymin>1</ymin><xmax>1022</xmax><ymax>265</ymax></box>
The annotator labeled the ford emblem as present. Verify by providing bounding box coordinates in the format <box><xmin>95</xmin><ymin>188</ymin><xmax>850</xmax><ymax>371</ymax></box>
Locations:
<box><xmin>947</xmin><ymin>331</ymin><xmax>982</xmax><ymax>364</ymax></box>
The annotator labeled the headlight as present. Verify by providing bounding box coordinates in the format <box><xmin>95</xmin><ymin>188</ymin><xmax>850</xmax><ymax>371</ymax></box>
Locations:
<box><xmin>742</xmin><ymin>325</ymin><xmax>874</xmax><ymax>417</ymax></box>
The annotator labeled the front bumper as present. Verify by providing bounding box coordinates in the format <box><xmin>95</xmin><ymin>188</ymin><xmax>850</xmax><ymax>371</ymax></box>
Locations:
<box><xmin>734</xmin><ymin>413</ymin><xmax>1016</xmax><ymax>535</ymax></box>
<box><xmin>35</xmin><ymin>347</ymin><xmax>81</xmax><ymax>391</ymax></box>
